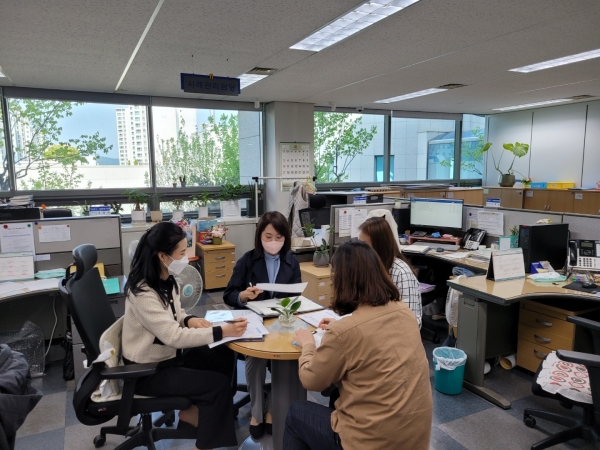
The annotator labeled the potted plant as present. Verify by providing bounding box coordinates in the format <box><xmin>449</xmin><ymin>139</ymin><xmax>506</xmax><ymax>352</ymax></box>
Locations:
<box><xmin>76</xmin><ymin>201</ymin><xmax>90</xmax><ymax>216</ymax></box>
<box><xmin>172</xmin><ymin>198</ymin><xmax>185</xmax><ymax>220</ymax></box>
<box><xmin>270</xmin><ymin>296</ymin><xmax>301</xmax><ymax>328</ymax></box>
<box><xmin>179</xmin><ymin>175</ymin><xmax>187</xmax><ymax>188</ymax></box>
<box><xmin>124</xmin><ymin>189</ymin><xmax>148</xmax><ymax>223</ymax></box>
<box><xmin>105</xmin><ymin>201</ymin><xmax>123</xmax><ymax>216</ymax></box>
<box><xmin>149</xmin><ymin>193</ymin><xmax>163</xmax><ymax>222</ymax></box>
<box><xmin>313</xmin><ymin>239</ymin><xmax>330</xmax><ymax>267</ymax></box>
<box><xmin>192</xmin><ymin>191</ymin><xmax>213</xmax><ymax>218</ymax></box>
<box><xmin>172</xmin><ymin>177</ymin><xmax>178</xmax><ymax>188</ymax></box>
<box><xmin>246</xmin><ymin>182</ymin><xmax>264</xmax><ymax>218</ymax></box>
<box><xmin>521</xmin><ymin>177</ymin><xmax>532</xmax><ymax>187</ymax></box>
<box><xmin>211</xmin><ymin>225</ymin><xmax>227</xmax><ymax>245</ymax></box>
<box><xmin>218</xmin><ymin>183</ymin><xmax>247</xmax><ymax>218</ymax></box>
<box><xmin>482</xmin><ymin>141</ymin><xmax>529</xmax><ymax>187</ymax></box>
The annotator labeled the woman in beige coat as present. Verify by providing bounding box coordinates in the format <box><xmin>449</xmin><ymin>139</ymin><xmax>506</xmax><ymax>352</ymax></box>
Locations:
<box><xmin>286</xmin><ymin>240</ymin><xmax>432</xmax><ymax>450</ymax></box>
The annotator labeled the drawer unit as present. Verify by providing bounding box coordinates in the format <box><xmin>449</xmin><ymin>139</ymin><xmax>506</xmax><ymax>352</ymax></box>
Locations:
<box><xmin>516</xmin><ymin>299</ymin><xmax>600</xmax><ymax>373</ymax></box>
<box><xmin>300</xmin><ymin>262</ymin><xmax>333</xmax><ymax>308</ymax></box>
<box><xmin>196</xmin><ymin>240</ymin><xmax>236</xmax><ymax>290</ymax></box>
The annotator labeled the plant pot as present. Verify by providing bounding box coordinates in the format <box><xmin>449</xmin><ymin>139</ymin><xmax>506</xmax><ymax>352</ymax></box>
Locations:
<box><xmin>498</xmin><ymin>174</ymin><xmax>516</xmax><ymax>187</ymax></box>
<box><xmin>220</xmin><ymin>200</ymin><xmax>242</xmax><ymax>218</ymax></box>
<box><xmin>278</xmin><ymin>314</ymin><xmax>296</xmax><ymax>328</ymax></box>
<box><xmin>150</xmin><ymin>210</ymin><xmax>163</xmax><ymax>222</ymax></box>
<box><xmin>247</xmin><ymin>199</ymin><xmax>264</xmax><ymax>218</ymax></box>
<box><xmin>212</xmin><ymin>237</ymin><xmax>223</xmax><ymax>245</ymax></box>
<box><xmin>181</xmin><ymin>181</ymin><xmax>186</xmax><ymax>188</ymax></box>
<box><xmin>131</xmin><ymin>209</ymin><xmax>146</xmax><ymax>223</ymax></box>
<box><xmin>198</xmin><ymin>206</ymin><xmax>209</xmax><ymax>218</ymax></box>
<box><xmin>172</xmin><ymin>209</ymin><xmax>184</xmax><ymax>220</ymax></box>
<box><xmin>172</xmin><ymin>183</ymin><xmax>177</xmax><ymax>188</ymax></box>
<box><xmin>313</xmin><ymin>252</ymin><xmax>330</xmax><ymax>267</ymax></box>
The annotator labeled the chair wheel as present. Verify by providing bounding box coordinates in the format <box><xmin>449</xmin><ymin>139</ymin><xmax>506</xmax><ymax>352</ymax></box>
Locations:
<box><xmin>93</xmin><ymin>435</ymin><xmax>106</xmax><ymax>448</ymax></box>
<box><xmin>164</xmin><ymin>419</ymin><xmax>174</xmax><ymax>427</ymax></box>
<box><xmin>524</xmin><ymin>416</ymin><xmax>536</xmax><ymax>428</ymax></box>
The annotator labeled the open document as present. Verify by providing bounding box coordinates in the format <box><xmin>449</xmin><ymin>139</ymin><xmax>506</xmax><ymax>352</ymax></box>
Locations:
<box><xmin>245</xmin><ymin>296</ymin><xmax>324</xmax><ymax>317</ymax></box>
<box><xmin>255</xmin><ymin>282</ymin><xmax>307</xmax><ymax>293</ymax></box>
<box><xmin>297</xmin><ymin>309</ymin><xmax>342</xmax><ymax>327</ymax></box>
<box><xmin>205</xmin><ymin>310</ymin><xmax>269</xmax><ymax>348</ymax></box>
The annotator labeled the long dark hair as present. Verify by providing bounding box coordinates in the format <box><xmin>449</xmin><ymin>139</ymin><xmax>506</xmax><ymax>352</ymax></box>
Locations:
<box><xmin>125</xmin><ymin>222</ymin><xmax>187</xmax><ymax>306</ymax></box>
<box><xmin>330</xmin><ymin>240</ymin><xmax>399</xmax><ymax>316</ymax></box>
<box><xmin>358</xmin><ymin>217</ymin><xmax>414</xmax><ymax>272</ymax></box>
<box><xmin>254</xmin><ymin>211</ymin><xmax>292</xmax><ymax>255</ymax></box>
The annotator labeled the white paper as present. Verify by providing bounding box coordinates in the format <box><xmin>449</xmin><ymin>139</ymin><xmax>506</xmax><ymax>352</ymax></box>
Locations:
<box><xmin>490</xmin><ymin>248</ymin><xmax>525</xmax><ymax>281</ymax></box>
<box><xmin>441</xmin><ymin>252</ymin><xmax>469</xmax><ymax>260</ymax></box>
<box><xmin>350</xmin><ymin>208</ymin><xmax>368</xmax><ymax>238</ymax></box>
<box><xmin>245</xmin><ymin>296</ymin><xmax>324</xmax><ymax>317</ymax></box>
<box><xmin>0</xmin><ymin>222</ymin><xmax>35</xmax><ymax>253</ymax></box>
<box><xmin>38</xmin><ymin>224</ymin><xmax>71</xmax><ymax>243</ymax></box>
<box><xmin>0</xmin><ymin>281</ymin><xmax>29</xmax><ymax>298</ymax></box>
<box><xmin>208</xmin><ymin>312</ymin><xmax>270</xmax><ymax>348</ymax></box>
<box><xmin>465</xmin><ymin>207</ymin><xmax>480</xmax><ymax>229</ymax></box>
<box><xmin>35</xmin><ymin>254</ymin><xmax>51</xmax><ymax>261</ymax></box>
<box><xmin>339</xmin><ymin>209</ymin><xmax>351</xmax><ymax>237</ymax></box>
<box><xmin>498</xmin><ymin>236</ymin><xmax>512</xmax><ymax>251</ymax></box>
<box><xmin>255</xmin><ymin>282</ymin><xmax>307</xmax><ymax>294</ymax></box>
<box><xmin>477</xmin><ymin>211</ymin><xmax>504</xmax><ymax>236</ymax></box>
<box><xmin>298</xmin><ymin>309</ymin><xmax>342</xmax><ymax>327</ymax></box>
<box><xmin>19</xmin><ymin>278</ymin><xmax>60</xmax><ymax>292</ymax></box>
<box><xmin>0</xmin><ymin>253</ymin><xmax>35</xmax><ymax>282</ymax></box>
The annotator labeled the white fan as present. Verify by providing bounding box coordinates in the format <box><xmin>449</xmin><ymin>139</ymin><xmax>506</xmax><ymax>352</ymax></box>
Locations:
<box><xmin>175</xmin><ymin>266</ymin><xmax>203</xmax><ymax>311</ymax></box>
<box><xmin>128</xmin><ymin>240</ymin><xmax>139</xmax><ymax>259</ymax></box>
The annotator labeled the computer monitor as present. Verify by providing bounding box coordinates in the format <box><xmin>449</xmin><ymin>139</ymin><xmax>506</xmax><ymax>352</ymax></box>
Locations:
<box><xmin>299</xmin><ymin>207</ymin><xmax>330</xmax><ymax>230</ymax></box>
<box><xmin>410</xmin><ymin>198</ymin><xmax>463</xmax><ymax>230</ymax></box>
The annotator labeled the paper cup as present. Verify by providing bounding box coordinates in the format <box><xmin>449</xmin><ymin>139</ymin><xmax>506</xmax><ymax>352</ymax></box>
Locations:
<box><xmin>500</xmin><ymin>353</ymin><xmax>517</xmax><ymax>370</ymax></box>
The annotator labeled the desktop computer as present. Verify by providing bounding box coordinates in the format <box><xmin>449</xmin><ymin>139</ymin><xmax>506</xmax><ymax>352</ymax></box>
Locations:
<box><xmin>518</xmin><ymin>223</ymin><xmax>569</xmax><ymax>273</ymax></box>
<box><xmin>409</xmin><ymin>198</ymin><xmax>464</xmax><ymax>231</ymax></box>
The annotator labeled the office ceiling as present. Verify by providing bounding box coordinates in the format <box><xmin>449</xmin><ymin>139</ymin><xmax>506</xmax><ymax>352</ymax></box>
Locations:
<box><xmin>0</xmin><ymin>0</ymin><xmax>599</xmax><ymax>114</ymax></box>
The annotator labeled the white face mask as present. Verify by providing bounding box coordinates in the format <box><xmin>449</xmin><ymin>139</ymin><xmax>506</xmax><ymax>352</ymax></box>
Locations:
<box><xmin>163</xmin><ymin>254</ymin><xmax>189</xmax><ymax>276</ymax></box>
<box><xmin>262</xmin><ymin>239</ymin><xmax>284</xmax><ymax>255</ymax></box>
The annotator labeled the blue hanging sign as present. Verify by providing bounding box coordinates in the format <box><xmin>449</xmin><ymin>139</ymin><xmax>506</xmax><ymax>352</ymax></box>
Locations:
<box><xmin>180</xmin><ymin>73</ymin><xmax>240</xmax><ymax>96</ymax></box>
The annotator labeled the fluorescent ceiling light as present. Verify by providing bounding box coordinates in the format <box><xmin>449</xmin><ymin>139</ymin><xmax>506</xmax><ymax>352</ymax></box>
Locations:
<box><xmin>291</xmin><ymin>0</ymin><xmax>420</xmax><ymax>52</ymax></box>
<box><xmin>510</xmin><ymin>48</ymin><xmax>600</xmax><ymax>73</ymax></box>
<box><xmin>492</xmin><ymin>99</ymin><xmax>572</xmax><ymax>111</ymax></box>
<box><xmin>239</xmin><ymin>74</ymin><xmax>268</xmax><ymax>89</ymax></box>
<box><xmin>374</xmin><ymin>88</ymin><xmax>447</xmax><ymax>103</ymax></box>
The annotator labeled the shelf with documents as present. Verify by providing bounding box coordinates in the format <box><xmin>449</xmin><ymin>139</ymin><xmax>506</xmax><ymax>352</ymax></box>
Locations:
<box><xmin>196</xmin><ymin>240</ymin><xmax>236</xmax><ymax>290</ymax></box>
<box><xmin>300</xmin><ymin>262</ymin><xmax>332</xmax><ymax>307</ymax></box>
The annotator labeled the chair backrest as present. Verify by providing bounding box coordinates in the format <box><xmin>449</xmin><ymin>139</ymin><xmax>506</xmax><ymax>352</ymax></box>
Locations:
<box><xmin>59</xmin><ymin>244</ymin><xmax>116</xmax><ymax>362</ymax></box>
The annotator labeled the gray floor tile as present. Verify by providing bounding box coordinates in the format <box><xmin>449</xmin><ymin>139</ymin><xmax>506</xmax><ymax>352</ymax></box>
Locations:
<box><xmin>439</xmin><ymin>407</ymin><xmax>571</xmax><ymax>450</ymax></box>
<box><xmin>65</xmin><ymin>390</ymin><xmax>79</xmax><ymax>427</ymax></box>
<box><xmin>479</xmin><ymin>364</ymin><xmax>534</xmax><ymax>402</ymax></box>
<box><xmin>18</xmin><ymin>391</ymin><xmax>66</xmax><ymax>437</ymax></box>
<box><xmin>429</xmin><ymin>426</ymin><xmax>468</xmax><ymax>450</ymax></box>
<box><xmin>30</xmin><ymin>361</ymin><xmax>68</xmax><ymax>395</ymax></box>
<box><xmin>15</xmin><ymin>428</ymin><xmax>64</xmax><ymax>450</ymax></box>
<box><xmin>430</xmin><ymin>378</ymin><xmax>493</xmax><ymax>425</ymax></box>
<box><xmin>63</xmin><ymin>417</ymin><xmax>140</xmax><ymax>450</ymax></box>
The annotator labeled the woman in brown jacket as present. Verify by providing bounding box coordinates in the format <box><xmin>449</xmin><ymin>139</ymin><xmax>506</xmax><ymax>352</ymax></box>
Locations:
<box><xmin>285</xmin><ymin>240</ymin><xmax>432</xmax><ymax>450</ymax></box>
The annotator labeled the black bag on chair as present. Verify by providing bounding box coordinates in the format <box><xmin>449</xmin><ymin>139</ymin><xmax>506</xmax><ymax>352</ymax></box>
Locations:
<box><xmin>61</xmin><ymin>331</ymin><xmax>74</xmax><ymax>381</ymax></box>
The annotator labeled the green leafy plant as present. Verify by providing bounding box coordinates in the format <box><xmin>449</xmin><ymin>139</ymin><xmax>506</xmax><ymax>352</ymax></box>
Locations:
<box><xmin>172</xmin><ymin>198</ymin><xmax>184</xmax><ymax>210</ymax></box>
<box><xmin>301</xmin><ymin>223</ymin><xmax>316</xmax><ymax>245</ymax></box>
<box><xmin>192</xmin><ymin>191</ymin><xmax>214</xmax><ymax>207</ymax></box>
<box><xmin>483</xmin><ymin>141</ymin><xmax>529</xmax><ymax>176</ymax></box>
<box><xmin>124</xmin><ymin>189</ymin><xmax>149</xmax><ymax>211</ymax></box>
<box><xmin>104</xmin><ymin>201</ymin><xmax>123</xmax><ymax>215</ymax></box>
<box><xmin>75</xmin><ymin>201</ymin><xmax>90</xmax><ymax>216</ymax></box>
<box><xmin>509</xmin><ymin>225</ymin><xmax>519</xmax><ymax>236</ymax></box>
<box><xmin>219</xmin><ymin>183</ymin><xmax>248</xmax><ymax>201</ymax></box>
<box><xmin>269</xmin><ymin>296</ymin><xmax>301</xmax><ymax>319</ymax></box>
<box><xmin>149</xmin><ymin>193</ymin><xmax>163</xmax><ymax>211</ymax></box>
<box><xmin>315</xmin><ymin>239</ymin><xmax>329</xmax><ymax>258</ymax></box>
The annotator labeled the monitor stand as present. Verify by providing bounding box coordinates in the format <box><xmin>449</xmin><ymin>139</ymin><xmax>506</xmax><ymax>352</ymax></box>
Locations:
<box><xmin>411</xmin><ymin>231</ymin><xmax>427</xmax><ymax>237</ymax></box>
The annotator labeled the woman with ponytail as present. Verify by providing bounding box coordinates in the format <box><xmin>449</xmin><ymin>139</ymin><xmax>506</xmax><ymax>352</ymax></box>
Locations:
<box><xmin>123</xmin><ymin>222</ymin><xmax>247</xmax><ymax>450</ymax></box>
<box><xmin>224</xmin><ymin>211</ymin><xmax>302</xmax><ymax>438</ymax></box>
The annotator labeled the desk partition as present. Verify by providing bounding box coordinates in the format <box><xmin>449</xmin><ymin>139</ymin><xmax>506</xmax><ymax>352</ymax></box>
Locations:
<box><xmin>562</xmin><ymin>214</ymin><xmax>600</xmax><ymax>240</ymax></box>
<box><xmin>330</xmin><ymin>202</ymin><xmax>394</xmax><ymax>248</ymax></box>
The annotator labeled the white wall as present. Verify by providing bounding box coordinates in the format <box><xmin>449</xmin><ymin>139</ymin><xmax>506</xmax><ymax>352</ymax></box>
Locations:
<box><xmin>485</xmin><ymin>100</ymin><xmax>600</xmax><ymax>188</ymax></box>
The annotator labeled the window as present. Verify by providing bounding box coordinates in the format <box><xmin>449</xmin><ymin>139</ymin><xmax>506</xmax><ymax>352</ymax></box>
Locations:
<box><xmin>314</xmin><ymin>112</ymin><xmax>384</xmax><ymax>182</ymax></box>
<box><xmin>390</xmin><ymin>117</ymin><xmax>456</xmax><ymax>181</ymax></box>
<box><xmin>460</xmin><ymin>114</ymin><xmax>486</xmax><ymax>180</ymax></box>
<box><xmin>0</xmin><ymin>105</ymin><xmax>7</xmax><ymax>191</ymax></box>
<box><xmin>151</xmin><ymin>106</ymin><xmax>262</xmax><ymax>187</ymax></box>
<box><xmin>374</xmin><ymin>155</ymin><xmax>394</xmax><ymax>182</ymax></box>
<box><xmin>7</xmin><ymin>99</ymin><xmax>150</xmax><ymax>190</ymax></box>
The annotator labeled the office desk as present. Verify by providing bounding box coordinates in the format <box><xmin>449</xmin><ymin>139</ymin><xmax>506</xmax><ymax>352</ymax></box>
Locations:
<box><xmin>401</xmin><ymin>247</ymin><xmax>489</xmax><ymax>273</ymax></box>
<box><xmin>447</xmin><ymin>276</ymin><xmax>600</xmax><ymax>409</ymax></box>
<box><xmin>228</xmin><ymin>317</ymin><xmax>313</xmax><ymax>450</ymax></box>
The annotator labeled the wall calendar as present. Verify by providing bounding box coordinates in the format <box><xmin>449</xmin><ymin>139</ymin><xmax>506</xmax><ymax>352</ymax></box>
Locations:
<box><xmin>280</xmin><ymin>142</ymin><xmax>311</xmax><ymax>191</ymax></box>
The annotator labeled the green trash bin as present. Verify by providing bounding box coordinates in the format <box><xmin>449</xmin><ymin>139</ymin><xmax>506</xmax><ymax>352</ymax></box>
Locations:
<box><xmin>433</xmin><ymin>347</ymin><xmax>467</xmax><ymax>395</ymax></box>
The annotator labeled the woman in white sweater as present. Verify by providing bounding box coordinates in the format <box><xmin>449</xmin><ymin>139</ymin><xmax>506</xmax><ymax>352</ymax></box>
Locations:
<box><xmin>122</xmin><ymin>222</ymin><xmax>247</xmax><ymax>450</ymax></box>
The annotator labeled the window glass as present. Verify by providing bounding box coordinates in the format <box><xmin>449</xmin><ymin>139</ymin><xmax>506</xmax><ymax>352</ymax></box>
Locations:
<box><xmin>374</xmin><ymin>155</ymin><xmax>394</xmax><ymax>182</ymax></box>
<box><xmin>314</xmin><ymin>112</ymin><xmax>383</xmax><ymax>182</ymax></box>
<box><xmin>390</xmin><ymin>118</ymin><xmax>456</xmax><ymax>181</ymax></box>
<box><xmin>7</xmin><ymin>99</ymin><xmax>149</xmax><ymax>190</ymax></box>
<box><xmin>151</xmin><ymin>107</ymin><xmax>261</xmax><ymax>187</ymax></box>
<box><xmin>0</xmin><ymin>104</ymin><xmax>7</xmax><ymax>191</ymax></box>
<box><xmin>460</xmin><ymin>114</ymin><xmax>486</xmax><ymax>180</ymax></box>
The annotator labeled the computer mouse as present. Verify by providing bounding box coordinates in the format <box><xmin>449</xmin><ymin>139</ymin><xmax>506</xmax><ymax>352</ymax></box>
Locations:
<box><xmin>582</xmin><ymin>281</ymin><xmax>598</xmax><ymax>289</ymax></box>
<box><xmin>436</xmin><ymin>248</ymin><xmax>444</xmax><ymax>253</ymax></box>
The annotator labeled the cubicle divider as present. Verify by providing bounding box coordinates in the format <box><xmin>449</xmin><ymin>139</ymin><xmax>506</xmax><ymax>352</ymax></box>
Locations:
<box><xmin>562</xmin><ymin>214</ymin><xmax>600</xmax><ymax>240</ymax></box>
<box><xmin>330</xmin><ymin>202</ymin><xmax>395</xmax><ymax>248</ymax></box>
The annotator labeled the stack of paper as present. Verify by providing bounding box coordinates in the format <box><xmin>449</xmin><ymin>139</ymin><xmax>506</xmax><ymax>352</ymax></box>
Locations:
<box><xmin>298</xmin><ymin>309</ymin><xmax>342</xmax><ymax>327</ymax></box>
<box><xmin>245</xmin><ymin>296</ymin><xmax>324</xmax><ymax>317</ymax></box>
<box><xmin>402</xmin><ymin>244</ymin><xmax>430</xmax><ymax>254</ymax></box>
<box><xmin>0</xmin><ymin>282</ymin><xmax>29</xmax><ymax>298</ymax></box>
<box><xmin>206</xmin><ymin>310</ymin><xmax>270</xmax><ymax>348</ymax></box>
<box><xmin>8</xmin><ymin>195</ymin><xmax>34</xmax><ymax>207</ymax></box>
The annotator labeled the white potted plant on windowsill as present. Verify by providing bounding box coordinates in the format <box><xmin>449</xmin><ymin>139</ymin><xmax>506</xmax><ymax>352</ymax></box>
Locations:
<box><xmin>150</xmin><ymin>193</ymin><xmax>163</xmax><ymax>222</ymax></box>
<box><xmin>124</xmin><ymin>189</ymin><xmax>148</xmax><ymax>224</ymax></box>
<box><xmin>192</xmin><ymin>191</ymin><xmax>213</xmax><ymax>218</ymax></box>
<box><xmin>172</xmin><ymin>198</ymin><xmax>185</xmax><ymax>220</ymax></box>
<box><xmin>218</xmin><ymin>183</ymin><xmax>247</xmax><ymax>218</ymax></box>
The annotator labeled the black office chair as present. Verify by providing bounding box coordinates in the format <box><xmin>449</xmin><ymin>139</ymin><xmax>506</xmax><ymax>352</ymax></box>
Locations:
<box><xmin>42</xmin><ymin>208</ymin><xmax>73</xmax><ymax>218</ymax></box>
<box><xmin>420</xmin><ymin>289</ymin><xmax>442</xmax><ymax>343</ymax></box>
<box><xmin>59</xmin><ymin>244</ymin><xmax>195</xmax><ymax>449</ymax></box>
<box><xmin>523</xmin><ymin>315</ymin><xmax>600</xmax><ymax>449</ymax></box>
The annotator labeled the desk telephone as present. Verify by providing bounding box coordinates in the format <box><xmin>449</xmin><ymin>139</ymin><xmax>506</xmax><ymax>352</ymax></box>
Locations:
<box><xmin>569</xmin><ymin>239</ymin><xmax>600</xmax><ymax>270</ymax></box>
<box><xmin>461</xmin><ymin>228</ymin><xmax>486</xmax><ymax>250</ymax></box>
